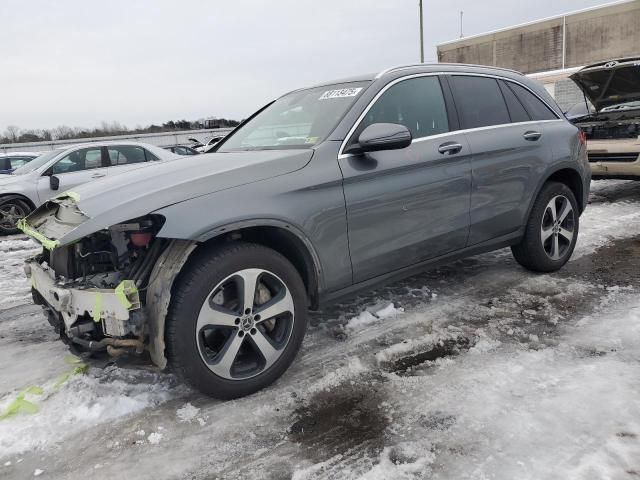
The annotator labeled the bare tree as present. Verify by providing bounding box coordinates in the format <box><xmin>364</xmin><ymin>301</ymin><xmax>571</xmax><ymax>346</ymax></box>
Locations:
<box><xmin>52</xmin><ymin>125</ymin><xmax>75</xmax><ymax>140</ymax></box>
<box><xmin>4</xmin><ymin>125</ymin><xmax>20</xmax><ymax>143</ymax></box>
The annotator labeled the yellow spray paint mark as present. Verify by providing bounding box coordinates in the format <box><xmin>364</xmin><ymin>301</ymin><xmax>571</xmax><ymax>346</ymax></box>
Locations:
<box><xmin>0</xmin><ymin>357</ymin><xmax>87</xmax><ymax>420</ymax></box>
<box><xmin>53</xmin><ymin>356</ymin><xmax>89</xmax><ymax>389</ymax></box>
<box><xmin>93</xmin><ymin>293</ymin><xmax>103</xmax><ymax>322</ymax></box>
<box><xmin>0</xmin><ymin>386</ymin><xmax>44</xmax><ymax>420</ymax></box>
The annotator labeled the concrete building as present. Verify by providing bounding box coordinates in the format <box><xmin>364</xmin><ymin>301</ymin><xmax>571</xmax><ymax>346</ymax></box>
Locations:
<box><xmin>436</xmin><ymin>0</ymin><xmax>640</xmax><ymax>110</ymax></box>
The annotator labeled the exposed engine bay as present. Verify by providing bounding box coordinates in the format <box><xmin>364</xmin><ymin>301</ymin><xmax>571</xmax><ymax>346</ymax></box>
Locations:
<box><xmin>574</xmin><ymin>111</ymin><xmax>640</xmax><ymax>141</ymax></box>
<box><xmin>22</xmin><ymin>197</ymin><xmax>174</xmax><ymax>359</ymax></box>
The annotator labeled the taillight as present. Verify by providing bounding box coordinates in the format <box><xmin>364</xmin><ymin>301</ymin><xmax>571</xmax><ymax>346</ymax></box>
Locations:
<box><xmin>578</xmin><ymin>130</ymin><xmax>587</xmax><ymax>145</ymax></box>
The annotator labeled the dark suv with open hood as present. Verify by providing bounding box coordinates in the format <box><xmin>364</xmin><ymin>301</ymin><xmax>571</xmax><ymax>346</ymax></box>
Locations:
<box><xmin>569</xmin><ymin>57</ymin><xmax>640</xmax><ymax>179</ymax></box>
<box><xmin>19</xmin><ymin>63</ymin><xmax>590</xmax><ymax>399</ymax></box>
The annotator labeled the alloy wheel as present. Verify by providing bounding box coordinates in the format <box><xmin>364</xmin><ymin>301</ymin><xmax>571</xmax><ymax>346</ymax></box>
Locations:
<box><xmin>540</xmin><ymin>195</ymin><xmax>575</xmax><ymax>260</ymax></box>
<box><xmin>0</xmin><ymin>202</ymin><xmax>28</xmax><ymax>230</ymax></box>
<box><xmin>195</xmin><ymin>268</ymin><xmax>295</xmax><ymax>380</ymax></box>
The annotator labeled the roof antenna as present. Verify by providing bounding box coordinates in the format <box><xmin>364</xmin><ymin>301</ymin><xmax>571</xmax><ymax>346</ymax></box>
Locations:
<box><xmin>460</xmin><ymin>10</ymin><xmax>464</xmax><ymax>38</ymax></box>
<box><xmin>419</xmin><ymin>0</ymin><xmax>425</xmax><ymax>63</ymax></box>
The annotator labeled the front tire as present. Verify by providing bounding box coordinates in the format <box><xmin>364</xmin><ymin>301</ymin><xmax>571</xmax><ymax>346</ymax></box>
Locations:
<box><xmin>166</xmin><ymin>242</ymin><xmax>308</xmax><ymax>399</ymax></box>
<box><xmin>511</xmin><ymin>182</ymin><xmax>579</xmax><ymax>272</ymax></box>
<box><xmin>0</xmin><ymin>197</ymin><xmax>32</xmax><ymax>235</ymax></box>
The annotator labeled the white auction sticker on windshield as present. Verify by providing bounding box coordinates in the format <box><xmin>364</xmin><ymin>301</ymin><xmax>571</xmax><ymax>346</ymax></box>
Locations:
<box><xmin>318</xmin><ymin>88</ymin><xmax>363</xmax><ymax>100</ymax></box>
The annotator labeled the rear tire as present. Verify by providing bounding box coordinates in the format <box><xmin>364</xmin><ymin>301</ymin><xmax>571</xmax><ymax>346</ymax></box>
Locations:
<box><xmin>166</xmin><ymin>242</ymin><xmax>308</xmax><ymax>399</ymax></box>
<box><xmin>511</xmin><ymin>182</ymin><xmax>579</xmax><ymax>272</ymax></box>
<box><xmin>0</xmin><ymin>197</ymin><xmax>32</xmax><ymax>235</ymax></box>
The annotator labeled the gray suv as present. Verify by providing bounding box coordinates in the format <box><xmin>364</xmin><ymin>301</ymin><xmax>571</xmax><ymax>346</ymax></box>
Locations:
<box><xmin>20</xmin><ymin>64</ymin><xmax>590</xmax><ymax>399</ymax></box>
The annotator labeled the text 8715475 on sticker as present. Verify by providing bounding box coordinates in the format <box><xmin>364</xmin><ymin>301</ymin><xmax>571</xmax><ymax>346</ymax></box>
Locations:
<box><xmin>318</xmin><ymin>88</ymin><xmax>363</xmax><ymax>100</ymax></box>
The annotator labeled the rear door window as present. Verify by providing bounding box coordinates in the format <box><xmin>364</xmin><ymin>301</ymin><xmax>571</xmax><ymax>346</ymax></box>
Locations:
<box><xmin>507</xmin><ymin>82</ymin><xmax>558</xmax><ymax>121</ymax></box>
<box><xmin>354</xmin><ymin>76</ymin><xmax>449</xmax><ymax>142</ymax></box>
<box><xmin>52</xmin><ymin>147</ymin><xmax>103</xmax><ymax>174</ymax></box>
<box><xmin>108</xmin><ymin>145</ymin><xmax>148</xmax><ymax>165</ymax></box>
<box><xmin>449</xmin><ymin>76</ymin><xmax>511</xmax><ymax>129</ymax></box>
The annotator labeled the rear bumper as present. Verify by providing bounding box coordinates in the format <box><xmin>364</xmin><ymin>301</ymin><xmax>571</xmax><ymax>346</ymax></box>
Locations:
<box><xmin>587</xmin><ymin>139</ymin><xmax>640</xmax><ymax>179</ymax></box>
<box><xmin>25</xmin><ymin>259</ymin><xmax>140</xmax><ymax>335</ymax></box>
<box><xmin>589</xmin><ymin>159</ymin><xmax>640</xmax><ymax>179</ymax></box>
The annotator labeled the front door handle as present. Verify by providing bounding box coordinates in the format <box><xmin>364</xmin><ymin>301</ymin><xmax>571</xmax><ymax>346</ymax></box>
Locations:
<box><xmin>91</xmin><ymin>173</ymin><xmax>106</xmax><ymax>178</ymax></box>
<box><xmin>438</xmin><ymin>141</ymin><xmax>462</xmax><ymax>155</ymax></box>
<box><xmin>523</xmin><ymin>131</ymin><xmax>542</xmax><ymax>141</ymax></box>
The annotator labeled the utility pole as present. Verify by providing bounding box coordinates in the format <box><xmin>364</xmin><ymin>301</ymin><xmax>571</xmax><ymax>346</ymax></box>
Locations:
<box><xmin>460</xmin><ymin>10</ymin><xmax>464</xmax><ymax>38</ymax></box>
<box><xmin>419</xmin><ymin>0</ymin><xmax>424</xmax><ymax>63</ymax></box>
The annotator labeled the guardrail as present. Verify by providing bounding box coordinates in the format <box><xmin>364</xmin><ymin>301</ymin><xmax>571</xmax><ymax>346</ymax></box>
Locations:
<box><xmin>0</xmin><ymin>128</ymin><xmax>235</xmax><ymax>153</ymax></box>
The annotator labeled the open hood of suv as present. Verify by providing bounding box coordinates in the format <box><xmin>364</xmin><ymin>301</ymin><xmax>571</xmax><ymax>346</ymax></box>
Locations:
<box><xmin>570</xmin><ymin>58</ymin><xmax>640</xmax><ymax>112</ymax></box>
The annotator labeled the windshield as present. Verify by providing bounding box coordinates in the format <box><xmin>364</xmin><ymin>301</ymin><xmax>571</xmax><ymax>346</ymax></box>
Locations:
<box><xmin>11</xmin><ymin>150</ymin><xmax>61</xmax><ymax>175</ymax></box>
<box><xmin>218</xmin><ymin>81</ymin><xmax>369</xmax><ymax>152</ymax></box>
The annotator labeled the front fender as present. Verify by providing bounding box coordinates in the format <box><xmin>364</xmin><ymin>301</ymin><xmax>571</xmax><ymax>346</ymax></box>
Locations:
<box><xmin>145</xmin><ymin>240</ymin><xmax>198</xmax><ymax>369</ymax></box>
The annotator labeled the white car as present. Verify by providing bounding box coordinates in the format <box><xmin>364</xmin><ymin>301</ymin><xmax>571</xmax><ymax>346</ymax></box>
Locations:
<box><xmin>0</xmin><ymin>141</ymin><xmax>177</xmax><ymax>234</ymax></box>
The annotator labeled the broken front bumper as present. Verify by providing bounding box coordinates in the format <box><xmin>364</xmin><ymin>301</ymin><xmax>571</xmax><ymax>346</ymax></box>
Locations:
<box><xmin>25</xmin><ymin>260</ymin><xmax>141</xmax><ymax>336</ymax></box>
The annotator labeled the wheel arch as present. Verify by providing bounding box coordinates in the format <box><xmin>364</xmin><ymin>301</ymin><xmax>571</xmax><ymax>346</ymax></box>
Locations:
<box><xmin>544</xmin><ymin>168</ymin><xmax>586</xmax><ymax>213</ymax></box>
<box><xmin>526</xmin><ymin>166</ymin><xmax>586</xmax><ymax>225</ymax></box>
<box><xmin>0</xmin><ymin>193</ymin><xmax>36</xmax><ymax>211</ymax></box>
<box><xmin>147</xmin><ymin>221</ymin><xmax>323</xmax><ymax>369</ymax></box>
<box><xmin>194</xmin><ymin>220</ymin><xmax>323</xmax><ymax>309</ymax></box>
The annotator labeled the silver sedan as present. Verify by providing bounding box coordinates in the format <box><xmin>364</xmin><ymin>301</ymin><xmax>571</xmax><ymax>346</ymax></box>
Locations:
<box><xmin>0</xmin><ymin>141</ymin><xmax>177</xmax><ymax>234</ymax></box>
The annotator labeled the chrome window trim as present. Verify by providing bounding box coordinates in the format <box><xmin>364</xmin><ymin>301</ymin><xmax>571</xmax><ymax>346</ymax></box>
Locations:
<box><xmin>339</xmin><ymin>72</ymin><xmax>444</xmax><ymax>158</ymax></box>
<box><xmin>338</xmin><ymin>119</ymin><xmax>562</xmax><ymax>159</ymax></box>
<box><xmin>447</xmin><ymin>72</ymin><xmax>561</xmax><ymax>121</ymax></box>
<box><xmin>338</xmin><ymin>71</ymin><xmax>562</xmax><ymax>159</ymax></box>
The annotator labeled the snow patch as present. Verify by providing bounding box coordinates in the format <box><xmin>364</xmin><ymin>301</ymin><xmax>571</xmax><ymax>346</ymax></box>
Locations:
<box><xmin>306</xmin><ymin>358</ymin><xmax>368</xmax><ymax>395</ymax></box>
<box><xmin>147</xmin><ymin>432</ymin><xmax>163</xmax><ymax>445</ymax></box>
<box><xmin>176</xmin><ymin>403</ymin><xmax>200</xmax><ymax>423</ymax></box>
<box><xmin>375</xmin><ymin>330</ymin><xmax>468</xmax><ymax>365</ymax></box>
<box><xmin>0</xmin><ymin>366</ymin><xmax>177</xmax><ymax>457</ymax></box>
<box><xmin>345</xmin><ymin>303</ymin><xmax>404</xmax><ymax>331</ymax></box>
<box><xmin>468</xmin><ymin>337</ymin><xmax>501</xmax><ymax>354</ymax></box>
<box><xmin>358</xmin><ymin>444</ymin><xmax>435</xmax><ymax>480</ymax></box>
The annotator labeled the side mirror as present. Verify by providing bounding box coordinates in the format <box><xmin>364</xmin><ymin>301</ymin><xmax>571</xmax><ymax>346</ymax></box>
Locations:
<box><xmin>49</xmin><ymin>175</ymin><xmax>60</xmax><ymax>191</ymax></box>
<box><xmin>346</xmin><ymin>123</ymin><xmax>412</xmax><ymax>154</ymax></box>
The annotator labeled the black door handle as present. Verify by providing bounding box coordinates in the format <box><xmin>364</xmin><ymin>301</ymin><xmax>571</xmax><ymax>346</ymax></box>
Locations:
<box><xmin>438</xmin><ymin>141</ymin><xmax>462</xmax><ymax>155</ymax></box>
<box><xmin>523</xmin><ymin>131</ymin><xmax>542</xmax><ymax>141</ymax></box>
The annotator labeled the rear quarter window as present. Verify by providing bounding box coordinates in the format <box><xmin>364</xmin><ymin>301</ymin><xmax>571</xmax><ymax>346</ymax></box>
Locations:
<box><xmin>507</xmin><ymin>82</ymin><xmax>558</xmax><ymax>121</ymax></box>
<box><xmin>498</xmin><ymin>80</ymin><xmax>530</xmax><ymax>123</ymax></box>
<box><xmin>108</xmin><ymin>145</ymin><xmax>148</xmax><ymax>165</ymax></box>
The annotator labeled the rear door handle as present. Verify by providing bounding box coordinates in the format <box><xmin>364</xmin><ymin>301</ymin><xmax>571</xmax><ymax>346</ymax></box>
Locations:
<box><xmin>523</xmin><ymin>131</ymin><xmax>542</xmax><ymax>141</ymax></box>
<box><xmin>91</xmin><ymin>173</ymin><xmax>106</xmax><ymax>178</ymax></box>
<box><xmin>438</xmin><ymin>141</ymin><xmax>463</xmax><ymax>155</ymax></box>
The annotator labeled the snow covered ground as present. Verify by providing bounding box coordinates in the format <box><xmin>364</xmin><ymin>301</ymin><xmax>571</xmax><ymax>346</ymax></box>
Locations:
<box><xmin>1</xmin><ymin>180</ymin><xmax>640</xmax><ymax>479</ymax></box>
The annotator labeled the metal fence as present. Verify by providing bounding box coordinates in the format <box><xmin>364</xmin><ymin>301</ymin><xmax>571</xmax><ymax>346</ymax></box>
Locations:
<box><xmin>0</xmin><ymin>128</ymin><xmax>234</xmax><ymax>154</ymax></box>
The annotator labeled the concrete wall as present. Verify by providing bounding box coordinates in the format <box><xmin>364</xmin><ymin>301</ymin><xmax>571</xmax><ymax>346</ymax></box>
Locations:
<box><xmin>437</xmin><ymin>0</ymin><xmax>640</xmax><ymax>74</ymax></box>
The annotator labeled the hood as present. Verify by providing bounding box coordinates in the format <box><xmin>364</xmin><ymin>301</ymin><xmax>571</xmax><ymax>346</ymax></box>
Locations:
<box><xmin>570</xmin><ymin>58</ymin><xmax>640</xmax><ymax>112</ymax></box>
<box><xmin>21</xmin><ymin>149</ymin><xmax>313</xmax><ymax>246</ymax></box>
<box><xmin>0</xmin><ymin>171</ymin><xmax>35</xmax><ymax>187</ymax></box>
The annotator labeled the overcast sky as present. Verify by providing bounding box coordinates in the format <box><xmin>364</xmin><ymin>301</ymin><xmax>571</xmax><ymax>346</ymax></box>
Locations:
<box><xmin>0</xmin><ymin>0</ymin><xmax>611</xmax><ymax>132</ymax></box>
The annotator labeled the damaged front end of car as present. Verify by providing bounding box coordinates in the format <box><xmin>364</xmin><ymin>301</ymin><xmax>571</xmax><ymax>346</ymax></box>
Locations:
<box><xmin>19</xmin><ymin>192</ymin><xmax>195</xmax><ymax>368</ymax></box>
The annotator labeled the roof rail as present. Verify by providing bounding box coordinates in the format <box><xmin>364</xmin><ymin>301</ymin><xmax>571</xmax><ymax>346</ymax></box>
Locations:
<box><xmin>375</xmin><ymin>63</ymin><xmax>522</xmax><ymax>79</ymax></box>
